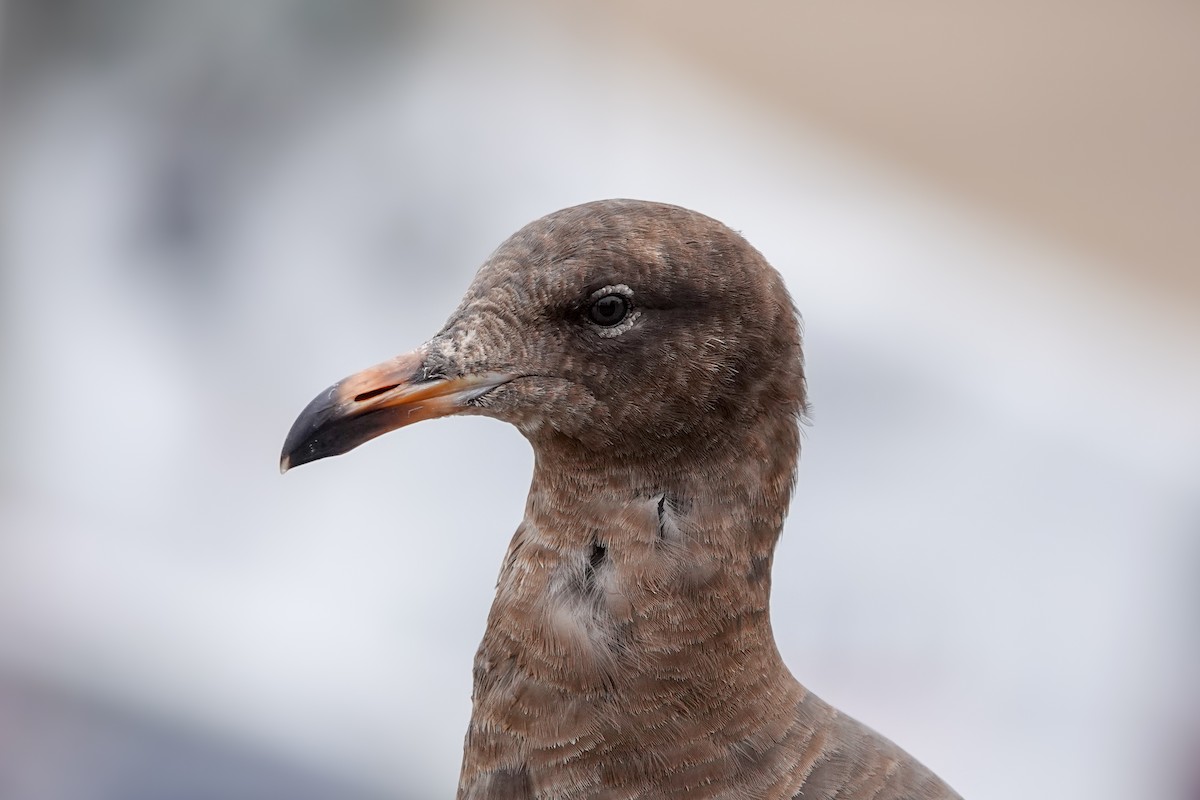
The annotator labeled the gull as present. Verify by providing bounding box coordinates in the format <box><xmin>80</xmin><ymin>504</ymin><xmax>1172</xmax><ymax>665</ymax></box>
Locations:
<box><xmin>281</xmin><ymin>199</ymin><xmax>962</xmax><ymax>799</ymax></box>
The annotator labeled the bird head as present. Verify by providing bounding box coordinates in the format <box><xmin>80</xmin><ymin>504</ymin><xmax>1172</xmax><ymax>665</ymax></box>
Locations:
<box><xmin>280</xmin><ymin>200</ymin><xmax>806</xmax><ymax>475</ymax></box>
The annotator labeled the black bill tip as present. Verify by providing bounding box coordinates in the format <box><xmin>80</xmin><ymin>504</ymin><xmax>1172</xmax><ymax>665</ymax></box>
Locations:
<box><xmin>279</xmin><ymin>383</ymin><xmax>404</xmax><ymax>473</ymax></box>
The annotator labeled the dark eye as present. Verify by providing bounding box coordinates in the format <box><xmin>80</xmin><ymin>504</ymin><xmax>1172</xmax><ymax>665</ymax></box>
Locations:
<box><xmin>588</xmin><ymin>293</ymin><xmax>630</xmax><ymax>327</ymax></box>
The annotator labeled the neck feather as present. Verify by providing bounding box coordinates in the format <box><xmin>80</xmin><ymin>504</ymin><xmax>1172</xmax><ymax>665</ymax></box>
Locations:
<box><xmin>480</xmin><ymin>407</ymin><xmax>800</xmax><ymax>692</ymax></box>
<box><xmin>457</xmin><ymin>409</ymin><xmax>807</xmax><ymax>797</ymax></box>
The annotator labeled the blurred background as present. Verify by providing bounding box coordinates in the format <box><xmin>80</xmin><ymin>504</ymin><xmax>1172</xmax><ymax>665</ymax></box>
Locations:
<box><xmin>1</xmin><ymin>1</ymin><xmax>1197</xmax><ymax>798</ymax></box>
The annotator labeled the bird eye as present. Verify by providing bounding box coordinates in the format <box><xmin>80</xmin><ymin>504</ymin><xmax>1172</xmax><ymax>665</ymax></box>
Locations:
<box><xmin>588</xmin><ymin>293</ymin><xmax>630</xmax><ymax>327</ymax></box>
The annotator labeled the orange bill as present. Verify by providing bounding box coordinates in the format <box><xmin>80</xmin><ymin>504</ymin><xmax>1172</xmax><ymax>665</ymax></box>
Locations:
<box><xmin>280</xmin><ymin>350</ymin><xmax>513</xmax><ymax>472</ymax></box>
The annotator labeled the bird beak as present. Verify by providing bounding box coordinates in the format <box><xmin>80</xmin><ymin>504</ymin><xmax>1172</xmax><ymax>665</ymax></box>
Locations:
<box><xmin>280</xmin><ymin>349</ymin><xmax>512</xmax><ymax>473</ymax></box>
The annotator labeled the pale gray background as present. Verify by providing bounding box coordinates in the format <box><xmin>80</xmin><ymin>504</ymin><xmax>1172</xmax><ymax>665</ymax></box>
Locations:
<box><xmin>1</xmin><ymin>2</ymin><xmax>1197</xmax><ymax>799</ymax></box>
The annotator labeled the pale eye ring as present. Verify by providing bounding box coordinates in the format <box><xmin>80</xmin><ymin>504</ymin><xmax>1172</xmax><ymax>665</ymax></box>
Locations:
<box><xmin>586</xmin><ymin>285</ymin><xmax>640</xmax><ymax>337</ymax></box>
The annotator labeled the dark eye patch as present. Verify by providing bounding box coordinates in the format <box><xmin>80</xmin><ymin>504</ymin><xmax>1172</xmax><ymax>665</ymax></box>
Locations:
<box><xmin>552</xmin><ymin>282</ymin><xmax>709</xmax><ymax>330</ymax></box>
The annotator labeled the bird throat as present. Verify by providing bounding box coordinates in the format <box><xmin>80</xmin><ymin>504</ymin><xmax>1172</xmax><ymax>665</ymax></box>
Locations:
<box><xmin>458</xmin><ymin>416</ymin><xmax>804</xmax><ymax>795</ymax></box>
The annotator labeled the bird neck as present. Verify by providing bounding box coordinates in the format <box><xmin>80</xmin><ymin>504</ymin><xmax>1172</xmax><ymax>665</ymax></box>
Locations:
<box><xmin>453</xmin><ymin>412</ymin><xmax>811</xmax><ymax>796</ymax></box>
<box><xmin>458</xmin><ymin>411</ymin><xmax>809</xmax><ymax>795</ymax></box>
<box><xmin>485</xmin><ymin>412</ymin><xmax>801</xmax><ymax>692</ymax></box>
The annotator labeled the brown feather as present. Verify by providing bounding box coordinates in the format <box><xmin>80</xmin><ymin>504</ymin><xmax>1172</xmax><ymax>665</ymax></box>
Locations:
<box><xmin>284</xmin><ymin>199</ymin><xmax>963</xmax><ymax>799</ymax></box>
<box><xmin>447</xmin><ymin>202</ymin><xmax>961</xmax><ymax>799</ymax></box>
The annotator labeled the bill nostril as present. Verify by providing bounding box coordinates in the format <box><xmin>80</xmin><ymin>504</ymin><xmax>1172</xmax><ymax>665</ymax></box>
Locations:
<box><xmin>354</xmin><ymin>384</ymin><xmax>399</xmax><ymax>403</ymax></box>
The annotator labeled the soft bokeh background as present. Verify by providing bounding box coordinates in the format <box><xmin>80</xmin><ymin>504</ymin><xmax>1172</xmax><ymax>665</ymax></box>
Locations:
<box><xmin>1</xmin><ymin>2</ymin><xmax>1198</xmax><ymax>798</ymax></box>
